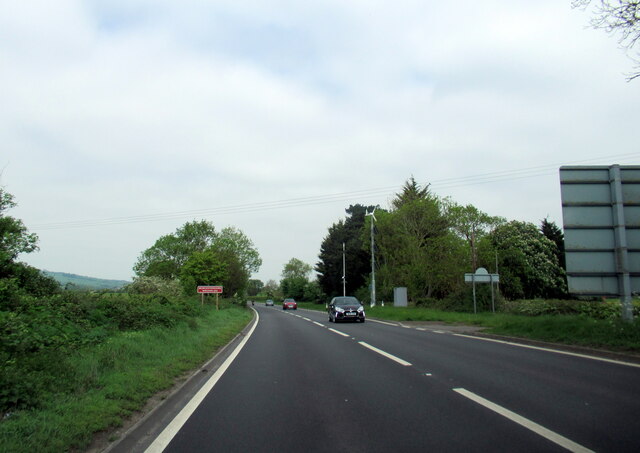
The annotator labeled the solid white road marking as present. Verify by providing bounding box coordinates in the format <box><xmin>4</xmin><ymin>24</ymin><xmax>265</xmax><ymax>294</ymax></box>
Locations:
<box><xmin>368</xmin><ymin>319</ymin><xmax>398</xmax><ymax>327</ymax></box>
<box><xmin>358</xmin><ymin>341</ymin><xmax>412</xmax><ymax>366</ymax></box>
<box><xmin>453</xmin><ymin>388</ymin><xmax>594</xmax><ymax>453</ymax></box>
<box><xmin>145</xmin><ymin>309</ymin><xmax>260</xmax><ymax>453</ymax></box>
<box><xmin>453</xmin><ymin>333</ymin><xmax>640</xmax><ymax>369</ymax></box>
<box><xmin>329</xmin><ymin>328</ymin><xmax>351</xmax><ymax>337</ymax></box>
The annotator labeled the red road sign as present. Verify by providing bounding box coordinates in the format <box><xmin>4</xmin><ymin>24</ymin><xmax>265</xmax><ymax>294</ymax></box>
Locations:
<box><xmin>197</xmin><ymin>286</ymin><xmax>223</xmax><ymax>294</ymax></box>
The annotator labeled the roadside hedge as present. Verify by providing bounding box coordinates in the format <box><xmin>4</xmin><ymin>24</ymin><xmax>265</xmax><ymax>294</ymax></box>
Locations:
<box><xmin>0</xmin><ymin>292</ymin><xmax>206</xmax><ymax>413</ymax></box>
<box><xmin>501</xmin><ymin>299</ymin><xmax>640</xmax><ymax>319</ymax></box>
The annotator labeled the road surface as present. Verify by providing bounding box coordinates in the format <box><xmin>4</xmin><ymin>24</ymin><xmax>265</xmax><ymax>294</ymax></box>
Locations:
<box><xmin>111</xmin><ymin>304</ymin><xmax>640</xmax><ymax>453</ymax></box>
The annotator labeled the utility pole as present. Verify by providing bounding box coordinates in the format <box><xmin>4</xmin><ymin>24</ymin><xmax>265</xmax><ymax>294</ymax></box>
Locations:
<box><xmin>366</xmin><ymin>208</ymin><xmax>377</xmax><ymax>307</ymax></box>
<box><xmin>342</xmin><ymin>242</ymin><xmax>346</xmax><ymax>297</ymax></box>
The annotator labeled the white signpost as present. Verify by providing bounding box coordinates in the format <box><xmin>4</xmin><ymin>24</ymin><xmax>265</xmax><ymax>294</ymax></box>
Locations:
<box><xmin>464</xmin><ymin>268</ymin><xmax>499</xmax><ymax>314</ymax></box>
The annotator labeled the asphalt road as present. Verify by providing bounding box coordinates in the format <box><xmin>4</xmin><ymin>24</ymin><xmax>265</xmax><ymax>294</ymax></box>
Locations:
<box><xmin>113</xmin><ymin>304</ymin><xmax>640</xmax><ymax>453</ymax></box>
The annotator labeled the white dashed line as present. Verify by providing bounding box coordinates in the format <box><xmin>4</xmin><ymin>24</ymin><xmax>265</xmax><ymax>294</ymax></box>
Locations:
<box><xmin>302</xmin><ymin>317</ymin><xmax>312</xmax><ymax>322</ymax></box>
<box><xmin>312</xmin><ymin>321</ymin><xmax>325</xmax><ymax>328</ymax></box>
<box><xmin>368</xmin><ymin>319</ymin><xmax>398</xmax><ymax>327</ymax></box>
<box><xmin>453</xmin><ymin>388</ymin><xmax>594</xmax><ymax>453</ymax></box>
<box><xmin>358</xmin><ymin>341</ymin><xmax>412</xmax><ymax>366</ymax></box>
<box><xmin>329</xmin><ymin>328</ymin><xmax>351</xmax><ymax>337</ymax></box>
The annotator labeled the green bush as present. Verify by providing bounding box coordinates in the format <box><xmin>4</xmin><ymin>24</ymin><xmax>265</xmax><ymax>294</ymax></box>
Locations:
<box><xmin>500</xmin><ymin>299</ymin><xmax>639</xmax><ymax>319</ymax></box>
<box><xmin>0</xmin><ymin>292</ymin><xmax>206</xmax><ymax>413</ymax></box>
<box><xmin>413</xmin><ymin>286</ymin><xmax>504</xmax><ymax>313</ymax></box>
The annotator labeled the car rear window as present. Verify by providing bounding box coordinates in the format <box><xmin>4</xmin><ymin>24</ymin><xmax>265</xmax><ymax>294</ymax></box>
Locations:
<box><xmin>334</xmin><ymin>297</ymin><xmax>360</xmax><ymax>306</ymax></box>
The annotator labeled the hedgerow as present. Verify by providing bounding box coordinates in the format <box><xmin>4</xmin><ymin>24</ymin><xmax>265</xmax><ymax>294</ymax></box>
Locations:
<box><xmin>0</xmin><ymin>291</ymin><xmax>206</xmax><ymax>413</ymax></box>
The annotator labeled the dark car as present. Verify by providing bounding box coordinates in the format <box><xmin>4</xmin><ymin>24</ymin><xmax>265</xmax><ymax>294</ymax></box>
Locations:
<box><xmin>328</xmin><ymin>296</ymin><xmax>365</xmax><ymax>323</ymax></box>
<box><xmin>282</xmin><ymin>298</ymin><xmax>297</xmax><ymax>310</ymax></box>
<box><xmin>265</xmin><ymin>299</ymin><xmax>274</xmax><ymax>307</ymax></box>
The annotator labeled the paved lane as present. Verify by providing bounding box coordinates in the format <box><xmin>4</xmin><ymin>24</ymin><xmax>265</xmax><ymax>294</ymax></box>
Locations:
<box><xmin>156</xmin><ymin>305</ymin><xmax>585</xmax><ymax>452</ymax></box>
<box><xmin>118</xmin><ymin>304</ymin><xmax>640</xmax><ymax>452</ymax></box>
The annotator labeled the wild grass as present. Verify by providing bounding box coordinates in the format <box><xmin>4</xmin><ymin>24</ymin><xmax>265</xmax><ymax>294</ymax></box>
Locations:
<box><xmin>0</xmin><ymin>306</ymin><xmax>252</xmax><ymax>453</ymax></box>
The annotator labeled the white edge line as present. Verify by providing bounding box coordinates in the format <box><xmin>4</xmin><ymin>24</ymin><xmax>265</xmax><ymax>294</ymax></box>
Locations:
<box><xmin>368</xmin><ymin>319</ymin><xmax>398</xmax><ymax>327</ymax></box>
<box><xmin>328</xmin><ymin>328</ymin><xmax>350</xmax><ymax>337</ymax></box>
<box><xmin>358</xmin><ymin>341</ymin><xmax>412</xmax><ymax>366</ymax></box>
<box><xmin>144</xmin><ymin>308</ymin><xmax>260</xmax><ymax>453</ymax></box>
<box><xmin>453</xmin><ymin>388</ymin><xmax>594</xmax><ymax>453</ymax></box>
<box><xmin>453</xmin><ymin>333</ymin><xmax>640</xmax><ymax>369</ymax></box>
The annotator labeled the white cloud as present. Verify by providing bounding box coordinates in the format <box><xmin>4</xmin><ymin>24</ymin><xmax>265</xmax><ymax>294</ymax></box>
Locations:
<box><xmin>2</xmin><ymin>0</ymin><xmax>640</xmax><ymax>282</ymax></box>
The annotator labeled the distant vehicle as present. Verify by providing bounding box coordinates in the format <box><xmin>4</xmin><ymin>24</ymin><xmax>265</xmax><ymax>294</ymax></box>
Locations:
<box><xmin>282</xmin><ymin>298</ymin><xmax>297</xmax><ymax>310</ymax></box>
<box><xmin>328</xmin><ymin>296</ymin><xmax>365</xmax><ymax>323</ymax></box>
<box><xmin>265</xmin><ymin>299</ymin><xmax>274</xmax><ymax>307</ymax></box>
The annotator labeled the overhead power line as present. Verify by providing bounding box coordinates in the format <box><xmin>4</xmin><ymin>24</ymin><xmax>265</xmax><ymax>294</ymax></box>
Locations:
<box><xmin>30</xmin><ymin>152</ymin><xmax>640</xmax><ymax>231</ymax></box>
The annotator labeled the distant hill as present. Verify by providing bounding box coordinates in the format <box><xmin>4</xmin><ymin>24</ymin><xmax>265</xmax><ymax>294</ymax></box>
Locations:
<box><xmin>43</xmin><ymin>271</ymin><xmax>130</xmax><ymax>291</ymax></box>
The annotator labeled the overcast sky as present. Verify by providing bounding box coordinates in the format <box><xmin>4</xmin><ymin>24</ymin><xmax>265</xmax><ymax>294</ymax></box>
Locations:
<box><xmin>2</xmin><ymin>0</ymin><xmax>640</xmax><ymax>283</ymax></box>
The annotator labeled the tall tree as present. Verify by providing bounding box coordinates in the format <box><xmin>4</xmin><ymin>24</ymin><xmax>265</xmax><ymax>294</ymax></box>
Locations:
<box><xmin>179</xmin><ymin>249</ymin><xmax>229</xmax><ymax>295</ymax></box>
<box><xmin>280</xmin><ymin>258</ymin><xmax>313</xmax><ymax>300</ymax></box>
<box><xmin>541</xmin><ymin>217</ymin><xmax>566</xmax><ymax>270</ymax></box>
<box><xmin>263</xmin><ymin>279</ymin><xmax>280</xmax><ymax>298</ymax></box>
<box><xmin>0</xmin><ymin>189</ymin><xmax>38</xmax><ymax>267</ymax></box>
<box><xmin>0</xmin><ymin>188</ymin><xmax>59</xmax><ymax>305</ymax></box>
<box><xmin>134</xmin><ymin>220</ymin><xmax>260</xmax><ymax>296</ymax></box>
<box><xmin>133</xmin><ymin>220</ymin><xmax>218</xmax><ymax>279</ymax></box>
<box><xmin>449</xmin><ymin>203</ymin><xmax>505</xmax><ymax>271</ymax></box>
<box><xmin>215</xmin><ymin>226</ymin><xmax>262</xmax><ymax>273</ymax></box>
<box><xmin>375</xmin><ymin>179</ymin><xmax>463</xmax><ymax>301</ymax></box>
<box><xmin>574</xmin><ymin>0</ymin><xmax>640</xmax><ymax>80</ymax></box>
<box><xmin>247</xmin><ymin>279</ymin><xmax>264</xmax><ymax>297</ymax></box>
<box><xmin>316</xmin><ymin>204</ymin><xmax>376</xmax><ymax>298</ymax></box>
<box><xmin>391</xmin><ymin>176</ymin><xmax>430</xmax><ymax>210</ymax></box>
<box><xmin>281</xmin><ymin>257</ymin><xmax>312</xmax><ymax>280</ymax></box>
<box><xmin>490</xmin><ymin>221</ymin><xmax>567</xmax><ymax>299</ymax></box>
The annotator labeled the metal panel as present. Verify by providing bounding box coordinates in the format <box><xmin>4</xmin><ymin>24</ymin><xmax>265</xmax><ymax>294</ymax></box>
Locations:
<box><xmin>621</xmin><ymin>183</ymin><xmax>640</xmax><ymax>204</ymax></box>
<box><xmin>628</xmin><ymin>252</ymin><xmax>640</xmax><ymax>271</ymax></box>
<box><xmin>559</xmin><ymin>167</ymin><xmax>610</xmax><ymax>182</ymax></box>
<box><xmin>393</xmin><ymin>287</ymin><xmax>408</xmax><ymax>307</ymax></box>
<box><xmin>565</xmin><ymin>251</ymin><xmax>615</xmax><ymax>273</ymax></box>
<box><xmin>561</xmin><ymin>183</ymin><xmax>611</xmax><ymax>204</ymax></box>
<box><xmin>560</xmin><ymin>165</ymin><xmax>640</xmax><ymax>319</ymax></box>
<box><xmin>620</xmin><ymin>168</ymin><xmax>640</xmax><ymax>181</ymax></box>
<box><xmin>562</xmin><ymin>206</ymin><xmax>612</xmax><ymax>227</ymax></box>
<box><xmin>627</xmin><ymin>229</ymin><xmax>640</xmax><ymax>248</ymax></box>
<box><xmin>566</xmin><ymin>276</ymin><xmax>619</xmax><ymax>295</ymax></box>
<box><xmin>623</xmin><ymin>206</ymin><xmax>640</xmax><ymax>226</ymax></box>
<box><xmin>563</xmin><ymin>229</ymin><xmax>614</xmax><ymax>250</ymax></box>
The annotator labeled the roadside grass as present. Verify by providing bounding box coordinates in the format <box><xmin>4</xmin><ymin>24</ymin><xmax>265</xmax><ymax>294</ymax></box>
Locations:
<box><xmin>0</xmin><ymin>306</ymin><xmax>252</xmax><ymax>453</ymax></box>
<box><xmin>296</xmin><ymin>302</ymin><xmax>640</xmax><ymax>352</ymax></box>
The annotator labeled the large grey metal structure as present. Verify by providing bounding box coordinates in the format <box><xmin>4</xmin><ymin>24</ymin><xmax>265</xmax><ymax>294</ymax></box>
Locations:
<box><xmin>560</xmin><ymin>165</ymin><xmax>640</xmax><ymax>320</ymax></box>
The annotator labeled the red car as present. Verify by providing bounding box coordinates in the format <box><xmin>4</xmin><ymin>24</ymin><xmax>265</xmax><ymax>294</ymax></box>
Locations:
<box><xmin>282</xmin><ymin>298</ymin><xmax>297</xmax><ymax>310</ymax></box>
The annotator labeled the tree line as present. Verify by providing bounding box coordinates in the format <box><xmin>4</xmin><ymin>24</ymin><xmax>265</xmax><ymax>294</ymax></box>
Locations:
<box><xmin>275</xmin><ymin>177</ymin><xmax>567</xmax><ymax>307</ymax></box>
<box><xmin>132</xmin><ymin>220</ymin><xmax>261</xmax><ymax>298</ymax></box>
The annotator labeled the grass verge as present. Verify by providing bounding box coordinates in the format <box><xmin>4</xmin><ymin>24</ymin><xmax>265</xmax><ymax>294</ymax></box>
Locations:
<box><xmin>0</xmin><ymin>306</ymin><xmax>252</xmax><ymax>453</ymax></box>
